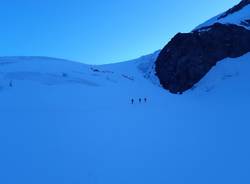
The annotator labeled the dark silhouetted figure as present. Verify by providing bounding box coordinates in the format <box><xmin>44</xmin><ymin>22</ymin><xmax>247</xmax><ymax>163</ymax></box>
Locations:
<box><xmin>139</xmin><ymin>98</ymin><xmax>142</xmax><ymax>103</ymax></box>
<box><xmin>9</xmin><ymin>81</ymin><xmax>13</xmax><ymax>87</ymax></box>
<box><xmin>144</xmin><ymin>98</ymin><xmax>147</xmax><ymax>103</ymax></box>
<box><xmin>131</xmin><ymin>99</ymin><xmax>134</xmax><ymax>104</ymax></box>
<box><xmin>62</xmin><ymin>73</ymin><xmax>68</xmax><ymax>77</ymax></box>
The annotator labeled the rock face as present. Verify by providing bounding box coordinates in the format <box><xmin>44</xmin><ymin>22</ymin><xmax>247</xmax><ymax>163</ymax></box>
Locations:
<box><xmin>155</xmin><ymin>23</ymin><xmax>250</xmax><ymax>94</ymax></box>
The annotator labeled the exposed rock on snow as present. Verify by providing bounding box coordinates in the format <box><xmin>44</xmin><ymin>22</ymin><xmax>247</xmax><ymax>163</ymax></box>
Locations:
<box><xmin>155</xmin><ymin>23</ymin><xmax>250</xmax><ymax>94</ymax></box>
<box><xmin>195</xmin><ymin>0</ymin><xmax>250</xmax><ymax>30</ymax></box>
<box><xmin>155</xmin><ymin>0</ymin><xmax>250</xmax><ymax>93</ymax></box>
<box><xmin>218</xmin><ymin>0</ymin><xmax>250</xmax><ymax>20</ymax></box>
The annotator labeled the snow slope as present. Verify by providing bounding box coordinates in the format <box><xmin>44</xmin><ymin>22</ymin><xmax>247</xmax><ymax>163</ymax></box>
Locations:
<box><xmin>195</xmin><ymin>4</ymin><xmax>250</xmax><ymax>30</ymax></box>
<box><xmin>0</xmin><ymin>51</ymin><xmax>250</xmax><ymax>184</ymax></box>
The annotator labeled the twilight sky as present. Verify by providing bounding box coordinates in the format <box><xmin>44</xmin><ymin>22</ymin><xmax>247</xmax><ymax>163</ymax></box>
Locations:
<box><xmin>0</xmin><ymin>0</ymin><xmax>239</xmax><ymax>64</ymax></box>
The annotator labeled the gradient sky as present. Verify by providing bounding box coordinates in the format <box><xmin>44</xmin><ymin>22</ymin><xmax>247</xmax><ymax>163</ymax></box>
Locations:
<box><xmin>0</xmin><ymin>0</ymin><xmax>239</xmax><ymax>64</ymax></box>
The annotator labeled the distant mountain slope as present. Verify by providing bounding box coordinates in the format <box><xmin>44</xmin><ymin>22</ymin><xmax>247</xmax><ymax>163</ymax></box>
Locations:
<box><xmin>0</xmin><ymin>52</ymin><xmax>160</xmax><ymax>93</ymax></box>
<box><xmin>195</xmin><ymin>0</ymin><xmax>250</xmax><ymax>30</ymax></box>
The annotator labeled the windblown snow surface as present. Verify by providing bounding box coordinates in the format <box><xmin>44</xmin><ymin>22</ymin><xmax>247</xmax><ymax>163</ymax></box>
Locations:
<box><xmin>0</xmin><ymin>52</ymin><xmax>250</xmax><ymax>184</ymax></box>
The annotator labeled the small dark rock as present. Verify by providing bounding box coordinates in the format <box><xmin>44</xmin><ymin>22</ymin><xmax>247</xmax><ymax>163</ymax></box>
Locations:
<box><xmin>91</xmin><ymin>68</ymin><xmax>100</xmax><ymax>72</ymax></box>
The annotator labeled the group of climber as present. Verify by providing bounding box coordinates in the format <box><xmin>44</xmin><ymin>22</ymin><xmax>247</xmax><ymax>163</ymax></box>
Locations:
<box><xmin>131</xmin><ymin>97</ymin><xmax>147</xmax><ymax>104</ymax></box>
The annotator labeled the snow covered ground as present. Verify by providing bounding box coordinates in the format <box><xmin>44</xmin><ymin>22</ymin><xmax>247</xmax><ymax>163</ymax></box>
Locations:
<box><xmin>0</xmin><ymin>52</ymin><xmax>250</xmax><ymax>184</ymax></box>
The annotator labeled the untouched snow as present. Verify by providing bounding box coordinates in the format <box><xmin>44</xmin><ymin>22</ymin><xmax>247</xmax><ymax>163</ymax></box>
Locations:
<box><xmin>0</xmin><ymin>52</ymin><xmax>250</xmax><ymax>184</ymax></box>
<box><xmin>195</xmin><ymin>4</ymin><xmax>250</xmax><ymax>30</ymax></box>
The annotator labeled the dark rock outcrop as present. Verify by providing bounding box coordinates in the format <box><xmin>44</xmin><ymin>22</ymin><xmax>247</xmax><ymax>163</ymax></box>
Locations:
<box><xmin>155</xmin><ymin>23</ymin><xmax>250</xmax><ymax>94</ymax></box>
<box><xmin>241</xmin><ymin>19</ymin><xmax>250</xmax><ymax>27</ymax></box>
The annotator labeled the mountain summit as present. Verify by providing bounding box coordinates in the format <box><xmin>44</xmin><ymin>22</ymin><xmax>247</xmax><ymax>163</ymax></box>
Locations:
<box><xmin>196</xmin><ymin>0</ymin><xmax>250</xmax><ymax>30</ymax></box>
<box><xmin>218</xmin><ymin>0</ymin><xmax>250</xmax><ymax>20</ymax></box>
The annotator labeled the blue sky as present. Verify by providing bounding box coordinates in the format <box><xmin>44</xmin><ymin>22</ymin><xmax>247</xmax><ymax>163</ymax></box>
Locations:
<box><xmin>0</xmin><ymin>0</ymin><xmax>239</xmax><ymax>64</ymax></box>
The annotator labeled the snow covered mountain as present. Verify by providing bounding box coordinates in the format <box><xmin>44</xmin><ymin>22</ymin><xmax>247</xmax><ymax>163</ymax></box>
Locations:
<box><xmin>156</xmin><ymin>0</ymin><xmax>250</xmax><ymax>93</ymax></box>
<box><xmin>195</xmin><ymin>0</ymin><xmax>250</xmax><ymax>30</ymax></box>
<box><xmin>1</xmin><ymin>1</ymin><xmax>250</xmax><ymax>184</ymax></box>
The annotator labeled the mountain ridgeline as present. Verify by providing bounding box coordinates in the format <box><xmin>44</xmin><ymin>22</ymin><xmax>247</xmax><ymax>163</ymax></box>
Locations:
<box><xmin>155</xmin><ymin>0</ymin><xmax>250</xmax><ymax>94</ymax></box>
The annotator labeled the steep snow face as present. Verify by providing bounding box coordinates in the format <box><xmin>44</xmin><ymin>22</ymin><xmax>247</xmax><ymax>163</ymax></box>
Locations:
<box><xmin>195</xmin><ymin>2</ymin><xmax>250</xmax><ymax>30</ymax></box>
<box><xmin>1</xmin><ymin>53</ymin><xmax>250</xmax><ymax>184</ymax></box>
